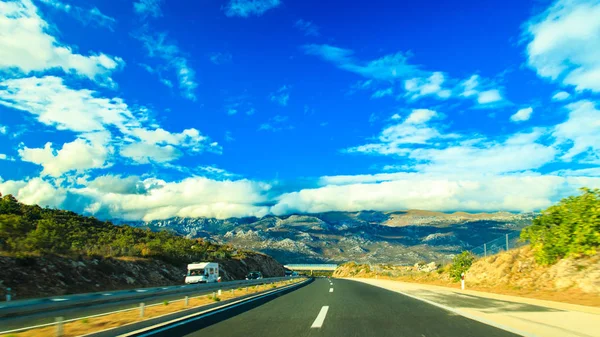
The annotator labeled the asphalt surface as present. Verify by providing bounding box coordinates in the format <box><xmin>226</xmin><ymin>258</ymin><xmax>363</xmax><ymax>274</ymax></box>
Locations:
<box><xmin>141</xmin><ymin>278</ymin><xmax>520</xmax><ymax>337</ymax></box>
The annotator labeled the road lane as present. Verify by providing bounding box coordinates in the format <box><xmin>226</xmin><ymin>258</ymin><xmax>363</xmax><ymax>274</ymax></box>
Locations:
<box><xmin>149</xmin><ymin>278</ymin><xmax>520</xmax><ymax>337</ymax></box>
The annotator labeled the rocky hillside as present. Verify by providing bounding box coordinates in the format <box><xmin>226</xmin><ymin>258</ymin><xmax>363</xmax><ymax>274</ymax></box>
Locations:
<box><xmin>333</xmin><ymin>246</ymin><xmax>600</xmax><ymax>305</ymax></box>
<box><xmin>0</xmin><ymin>194</ymin><xmax>286</xmax><ymax>300</ymax></box>
<box><xmin>125</xmin><ymin>211</ymin><xmax>535</xmax><ymax>265</ymax></box>
<box><xmin>0</xmin><ymin>252</ymin><xmax>285</xmax><ymax>300</ymax></box>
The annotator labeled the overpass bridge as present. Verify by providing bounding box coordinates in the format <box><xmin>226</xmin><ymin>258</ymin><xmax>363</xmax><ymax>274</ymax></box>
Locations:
<box><xmin>284</xmin><ymin>264</ymin><xmax>338</xmax><ymax>274</ymax></box>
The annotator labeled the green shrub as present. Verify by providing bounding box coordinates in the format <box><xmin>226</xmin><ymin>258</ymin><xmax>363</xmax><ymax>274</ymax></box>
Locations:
<box><xmin>163</xmin><ymin>300</ymin><xmax>169</xmax><ymax>306</ymax></box>
<box><xmin>449</xmin><ymin>251</ymin><xmax>475</xmax><ymax>282</ymax></box>
<box><xmin>81</xmin><ymin>318</ymin><xmax>89</xmax><ymax>324</ymax></box>
<box><xmin>212</xmin><ymin>296</ymin><xmax>221</xmax><ymax>302</ymax></box>
<box><xmin>521</xmin><ymin>188</ymin><xmax>600</xmax><ymax>265</ymax></box>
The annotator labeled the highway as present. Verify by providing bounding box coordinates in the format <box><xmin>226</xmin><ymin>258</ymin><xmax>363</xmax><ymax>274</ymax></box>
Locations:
<box><xmin>136</xmin><ymin>278</ymin><xmax>519</xmax><ymax>337</ymax></box>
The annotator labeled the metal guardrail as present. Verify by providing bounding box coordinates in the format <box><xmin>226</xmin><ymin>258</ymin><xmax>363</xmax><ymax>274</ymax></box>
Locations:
<box><xmin>0</xmin><ymin>277</ymin><xmax>295</xmax><ymax>318</ymax></box>
<box><xmin>0</xmin><ymin>277</ymin><xmax>305</xmax><ymax>335</ymax></box>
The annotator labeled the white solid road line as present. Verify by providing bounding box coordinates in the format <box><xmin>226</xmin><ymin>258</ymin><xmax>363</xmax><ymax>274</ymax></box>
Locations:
<box><xmin>329</xmin><ymin>288</ymin><xmax>333</xmax><ymax>293</ymax></box>
<box><xmin>311</xmin><ymin>306</ymin><xmax>329</xmax><ymax>328</ymax></box>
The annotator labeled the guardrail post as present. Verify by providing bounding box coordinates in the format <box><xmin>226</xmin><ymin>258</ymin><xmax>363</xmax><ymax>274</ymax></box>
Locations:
<box><xmin>484</xmin><ymin>243</ymin><xmax>487</xmax><ymax>257</ymax></box>
<box><xmin>218</xmin><ymin>289</ymin><xmax>221</xmax><ymax>296</ymax></box>
<box><xmin>139</xmin><ymin>303</ymin><xmax>145</xmax><ymax>318</ymax></box>
<box><xmin>231</xmin><ymin>289</ymin><xmax>234</xmax><ymax>296</ymax></box>
<box><xmin>506</xmin><ymin>234</ymin><xmax>509</xmax><ymax>251</ymax></box>
<box><xmin>185</xmin><ymin>296</ymin><xmax>189</xmax><ymax>306</ymax></box>
<box><xmin>5</xmin><ymin>288</ymin><xmax>11</xmax><ymax>302</ymax></box>
<box><xmin>55</xmin><ymin>316</ymin><xmax>64</xmax><ymax>336</ymax></box>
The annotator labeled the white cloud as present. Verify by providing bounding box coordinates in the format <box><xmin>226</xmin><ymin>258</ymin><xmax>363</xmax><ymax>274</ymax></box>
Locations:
<box><xmin>371</xmin><ymin>87</ymin><xmax>393</xmax><ymax>99</ymax></box>
<box><xmin>133</xmin><ymin>0</ymin><xmax>162</xmax><ymax>19</ymax></box>
<box><xmin>0</xmin><ymin>125</ymin><xmax>6</xmax><ymax>134</ymax></box>
<box><xmin>38</xmin><ymin>0</ymin><xmax>116</xmax><ymax>30</ymax></box>
<box><xmin>135</xmin><ymin>31</ymin><xmax>198</xmax><ymax>101</ymax></box>
<box><xmin>19</xmin><ymin>139</ymin><xmax>110</xmax><ymax>177</ymax></box>
<box><xmin>347</xmin><ymin>109</ymin><xmax>449</xmax><ymax>155</ymax></box>
<box><xmin>510</xmin><ymin>107</ymin><xmax>533</xmax><ymax>122</ymax></box>
<box><xmin>405</xmin><ymin>108</ymin><xmax>438</xmax><ymax>124</ymax></box>
<box><xmin>0</xmin><ymin>177</ymin><xmax>66</xmax><ymax>208</ymax></box>
<box><xmin>120</xmin><ymin>143</ymin><xmax>182</xmax><ymax>164</ymax></box>
<box><xmin>295</xmin><ymin>19</ymin><xmax>320</xmax><ymax>37</ymax></box>
<box><xmin>459</xmin><ymin>75</ymin><xmax>505</xmax><ymax>107</ymax></box>
<box><xmin>524</xmin><ymin>0</ymin><xmax>600</xmax><ymax>92</ymax></box>
<box><xmin>552</xmin><ymin>100</ymin><xmax>600</xmax><ymax>162</ymax></box>
<box><xmin>552</xmin><ymin>91</ymin><xmax>571</xmax><ymax>101</ymax></box>
<box><xmin>269</xmin><ymin>85</ymin><xmax>290</xmax><ymax>106</ymax></box>
<box><xmin>0</xmin><ymin>0</ymin><xmax>123</xmax><ymax>85</ymax></box>
<box><xmin>348</xmin><ymin>107</ymin><xmax>557</xmax><ymax>175</ymax></box>
<box><xmin>404</xmin><ymin>72</ymin><xmax>452</xmax><ymax>100</ymax></box>
<box><xmin>477</xmin><ymin>89</ymin><xmax>503</xmax><ymax>104</ymax></box>
<box><xmin>0</xmin><ymin>76</ymin><xmax>219</xmax><ymax>172</ymax></box>
<box><xmin>87</xmin><ymin>175</ymin><xmax>147</xmax><ymax>194</ymax></box>
<box><xmin>0</xmin><ymin>76</ymin><xmax>133</xmax><ymax>133</ymax></box>
<box><xmin>303</xmin><ymin>44</ymin><xmax>418</xmax><ymax>81</ymax></box>
<box><xmin>224</xmin><ymin>0</ymin><xmax>281</xmax><ymax>18</ymax></box>
<box><xmin>272</xmin><ymin>173</ymin><xmax>600</xmax><ymax>214</ymax></box>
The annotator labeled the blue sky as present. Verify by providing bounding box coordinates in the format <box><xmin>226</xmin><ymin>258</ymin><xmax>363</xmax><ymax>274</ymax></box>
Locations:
<box><xmin>0</xmin><ymin>0</ymin><xmax>599</xmax><ymax>220</ymax></box>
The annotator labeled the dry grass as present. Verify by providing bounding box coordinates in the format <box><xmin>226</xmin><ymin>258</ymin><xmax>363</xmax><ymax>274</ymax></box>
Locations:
<box><xmin>0</xmin><ymin>279</ymin><xmax>302</xmax><ymax>337</ymax></box>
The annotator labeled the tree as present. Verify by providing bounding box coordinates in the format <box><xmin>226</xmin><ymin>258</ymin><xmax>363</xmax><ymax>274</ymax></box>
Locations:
<box><xmin>449</xmin><ymin>251</ymin><xmax>475</xmax><ymax>282</ymax></box>
<box><xmin>521</xmin><ymin>188</ymin><xmax>600</xmax><ymax>265</ymax></box>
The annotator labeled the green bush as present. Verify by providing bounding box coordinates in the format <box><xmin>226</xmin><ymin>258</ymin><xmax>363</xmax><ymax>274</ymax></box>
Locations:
<box><xmin>449</xmin><ymin>251</ymin><xmax>475</xmax><ymax>282</ymax></box>
<box><xmin>521</xmin><ymin>188</ymin><xmax>600</xmax><ymax>265</ymax></box>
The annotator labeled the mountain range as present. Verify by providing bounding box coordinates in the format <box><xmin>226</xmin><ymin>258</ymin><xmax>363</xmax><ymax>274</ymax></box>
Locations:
<box><xmin>123</xmin><ymin>210</ymin><xmax>535</xmax><ymax>265</ymax></box>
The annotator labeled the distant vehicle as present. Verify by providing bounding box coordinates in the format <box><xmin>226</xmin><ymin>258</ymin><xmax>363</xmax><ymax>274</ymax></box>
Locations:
<box><xmin>285</xmin><ymin>270</ymin><xmax>293</xmax><ymax>277</ymax></box>
<box><xmin>245</xmin><ymin>271</ymin><xmax>263</xmax><ymax>280</ymax></box>
<box><xmin>292</xmin><ymin>271</ymin><xmax>299</xmax><ymax>277</ymax></box>
<box><xmin>185</xmin><ymin>262</ymin><xmax>219</xmax><ymax>284</ymax></box>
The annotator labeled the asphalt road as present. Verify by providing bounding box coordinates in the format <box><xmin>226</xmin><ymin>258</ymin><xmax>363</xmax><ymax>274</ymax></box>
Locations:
<box><xmin>143</xmin><ymin>278</ymin><xmax>520</xmax><ymax>337</ymax></box>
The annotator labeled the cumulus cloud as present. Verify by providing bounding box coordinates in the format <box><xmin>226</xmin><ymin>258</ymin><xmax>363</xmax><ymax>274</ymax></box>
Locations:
<box><xmin>0</xmin><ymin>0</ymin><xmax>123</xmax><ymax>85</ymax></box>
<box><xmin>272</xmin><ymin>173</ymin><xmax>600</xmax><ymax>215</ymax></box>
<box><xmin>459</xmin><ymin>75</ymin><xmax>504</xmax><ymax>107</ymax></box>
<box><xmin>552</xmin><ymin>100</ymin><xmax>600</xmax><ymax>162</ymax></box>
<box><xmin>0</xmin><ymin>75</ymin><xmax>218</xmax><ymax>173</ymax></box>
<box><xmin>404</xmin><ymin>72</ymin><xmax>452</xmax><ymax>100</ymax></box>
<box><xmin>510</xmin><ymin>107</ymin><xmax>534</xmax><ymax>122</ymax></box>
<box><xmin>552</xmin><ymin>91</ymin><xmax>571</xmax><ymax>101</ymax></box>
<box><xmin>295</xmin><ymin>19</ymin><xmax>320</xmax><ymax>37</ymax></box>
<box><xmin>477</xmin><ymin>89</ymin><xmax>503</xmax><ymax>104</ymax></box>
<box><xmin>224</xmin><ymin>0</ymin><xmax>281</xmax><ymax>18</ymax></box>
<box><xmin>0</xmin><ymin>125</ymin><xmax>6</xmax><ymax>134</ymax></box>
<box><xmin>19</xmin><ymin>139</ymin><xmax>111</xmax><ymax>177</ymax></box>
<box><xmin>524</xmin><ymin>0</ymin><xmax>600</xmax><ymax>92</ymax></box>
<box><xmin>134</xmin><ymin>30</ymin><xmax>198</xmax><ymax>101</ymax></box>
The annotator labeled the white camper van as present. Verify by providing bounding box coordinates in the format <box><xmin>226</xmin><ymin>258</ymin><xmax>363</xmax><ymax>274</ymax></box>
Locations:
<box><xmin>185</xmin><ymin>262</ymin><xmax>219</xmax><ymax>284</ymax></box>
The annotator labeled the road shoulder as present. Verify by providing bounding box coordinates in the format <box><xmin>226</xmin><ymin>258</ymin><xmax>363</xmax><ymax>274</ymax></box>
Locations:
<box><xmin>345</xmin><ymin>278</ymin><xmax>600</xmax><ymax>337</ymax></box>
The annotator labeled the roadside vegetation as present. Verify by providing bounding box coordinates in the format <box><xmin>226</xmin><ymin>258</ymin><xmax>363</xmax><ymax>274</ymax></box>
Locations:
<box><xmin>0</xmin><ymin>194</ymin><xmax>240</xmax><ymax>265</ymax></box>
<box><xmin>334</xmin><ymin>188</ymin><xmax>600</xmax><ymax>306</ymax></box>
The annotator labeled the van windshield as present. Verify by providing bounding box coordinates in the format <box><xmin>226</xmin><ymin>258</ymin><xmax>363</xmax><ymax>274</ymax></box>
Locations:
<box><xmin>188</xmin><ymin>269</ymin><xmax>205</xmax><ymax>276</ymax></box>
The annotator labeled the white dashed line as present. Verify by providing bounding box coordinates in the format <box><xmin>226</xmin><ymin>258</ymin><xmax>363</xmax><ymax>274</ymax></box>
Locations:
<box><xmin>311</xmin><ymin>306</ymin><xmax>329</xmax><ymax>328</ymax></box>
<box><xmin>329</xmin><ymin>288</ymin><xmax>333</xmax><ymax>293</ymax></box>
